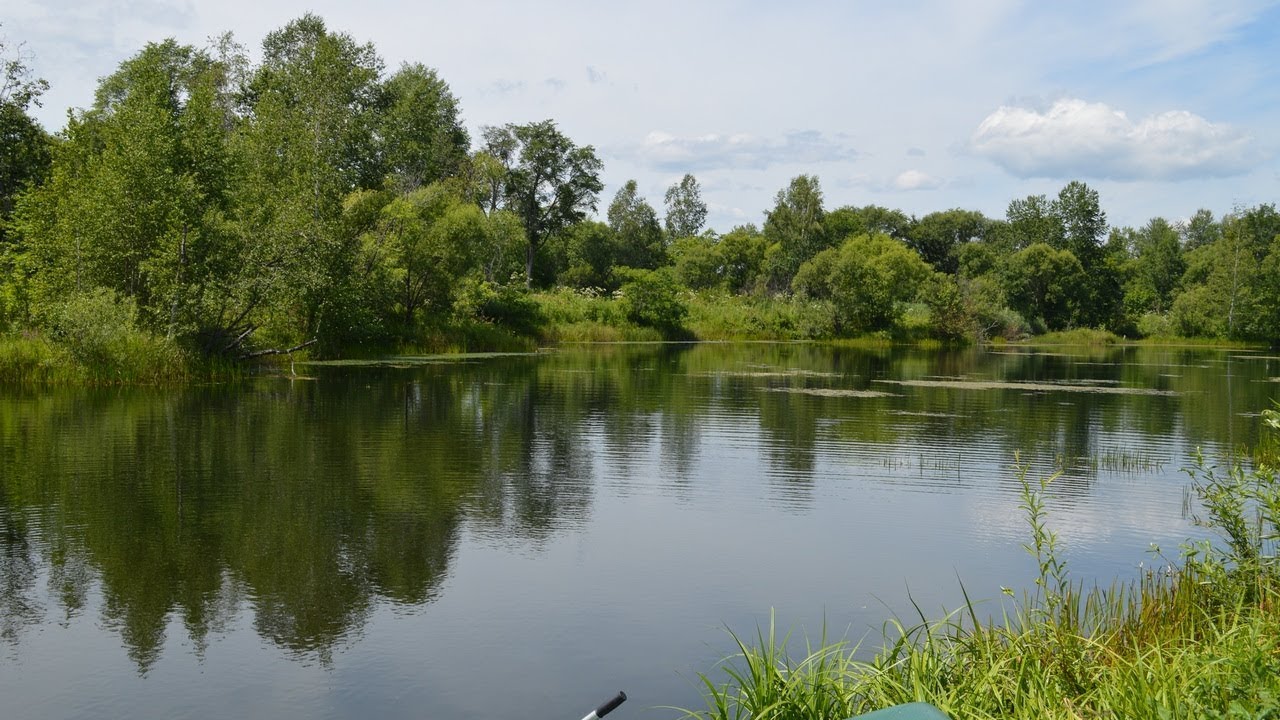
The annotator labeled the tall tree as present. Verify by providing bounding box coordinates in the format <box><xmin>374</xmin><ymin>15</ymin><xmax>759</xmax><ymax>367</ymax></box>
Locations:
<box><xmin>379</xmin><ymin>63</ymin><xmax>469</xmax><ymax>191</ymax></box>
<box><xmin>234</xmin><ymin>14</ymin><xmax>386</xmax><ymax>350</ymax></box>
<box><xmin>13</xmin><ymin>39</ymin><xmax>238</xmax><ymax>342</ymax></box>
<box><xmin>608</xmin><ymin>179</ymin><xmax>664</xmax><ymax>269</ymax></box>
<box><xmin>663</xmin><ymin>173</ymin><xmax>707</xmax><ymax>239</ymax></box>
<box><xmin>1006</xmin><ymin>194</ymin><xmax>1063</xmax><ymax>250</ymax></box>
<box><xmin>763</xmin><ymin>174</ymin><xmax>828</xmax><ymax>289</ymax></box>
<box><xmin>0</xmin><ymin>28</ymin><xmax>51</xmax><ymax>245</ymax></box>
<box><xmin>483</xmin><ymin>120</ymin><xmax>602</xmax><ymax>288</ymax></box>
<box><xmin>1053</xmin><ymin>180</ymin><xmax>1107</xmax><ymax>262</ymax></box>
<box><xmin>1179</xmin><ymin>209</ymin><xmax>1220</xmax><ymax>251</ymax></box>
<box><xmin>1126</xmin><ymin>217</ymin><xmax>1184</xmax><ymax>315</ymax></box>
<box><xmin>906</xmin><ymin>209</ymin><xmax>988</xmax><ymax>274</ymax></box>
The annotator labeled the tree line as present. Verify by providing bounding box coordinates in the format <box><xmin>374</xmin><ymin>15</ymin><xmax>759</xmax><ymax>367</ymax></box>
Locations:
<box><xmin>2</xmin><ymin>15</ymin><xmax>1278</xmax><ymax>368</ymax></box>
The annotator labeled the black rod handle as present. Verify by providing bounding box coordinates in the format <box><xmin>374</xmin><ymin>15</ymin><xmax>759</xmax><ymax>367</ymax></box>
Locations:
<box><xmin>595</xmin><ymin>691</ymin><xmax>627</xmax><ymax>718</ymax></box>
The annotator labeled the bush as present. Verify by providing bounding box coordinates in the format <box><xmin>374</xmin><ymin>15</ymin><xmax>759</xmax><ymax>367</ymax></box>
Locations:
<box><xmin>617</xmin><ymin>268</ymin><xmax>688</xmax><ymax>335</ymax></box>
<box><xmin>1136</xmin><ymin>311</ymin><xmax>1175</xmax><ymax>338</ymax></box>
<box><xmin>454</xmin><ymin>279</ymin><xmax>541</xmax><ymax>335</ymax></box>
<box><xmin>36</xmin><ymin>289</ymin><xmax>188</xmax><ymax>383</ymax></box>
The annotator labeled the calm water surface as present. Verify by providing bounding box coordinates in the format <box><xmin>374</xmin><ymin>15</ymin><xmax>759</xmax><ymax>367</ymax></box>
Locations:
<box><xmin>1</xmin><ymin>343</ymin><xmax>1276</xmax><ymax>719</ymax></box>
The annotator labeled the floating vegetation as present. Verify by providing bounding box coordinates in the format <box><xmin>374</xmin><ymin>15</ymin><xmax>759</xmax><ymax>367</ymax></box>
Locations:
<box><xmin>874</xmin><ymin>379</ymin><xmax>1180</xmax><ymax>396</ymax></box>
<box><xmin>699</xmin><ymin>370</ymin><xmax>842</xmax><ymax>379</ymax></box>
<box><xmin>300</xmin><ymin>351</ymin><xmax>545</xmax><ymax>367</ymax></box>
<box><xmin>764</xmin><ymin>387</ymin><xmax>899</xmax><ymax>398</ymax></box>
<box><xmin>1041</xmin><ymin>378</ymin><xmax>1121</xmax><ymax>386</ymax></box>
<box><xmin>886</xmin><ymin>410</ymin><xmax>965</xmax><ymax>418</ymax></box>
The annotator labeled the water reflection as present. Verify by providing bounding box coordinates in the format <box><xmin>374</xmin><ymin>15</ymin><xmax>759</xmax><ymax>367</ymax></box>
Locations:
<box><xmin>0</xmin><ymin>344</ymin><xmax>1273</xmax><ymax>681</ymax></box>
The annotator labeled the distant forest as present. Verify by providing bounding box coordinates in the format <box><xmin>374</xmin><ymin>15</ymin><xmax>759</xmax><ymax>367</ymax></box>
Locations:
<box><xmin>2</xmin><ymin>14</ymin><xmax>1278</xmax><ymax>373</ymax></box>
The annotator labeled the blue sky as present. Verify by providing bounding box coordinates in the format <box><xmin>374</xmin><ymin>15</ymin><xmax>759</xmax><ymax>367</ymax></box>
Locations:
<box><xmin>5</xmin><ymin>0</ymin><xmax>1279</xmax><ymax>231</ymax></box>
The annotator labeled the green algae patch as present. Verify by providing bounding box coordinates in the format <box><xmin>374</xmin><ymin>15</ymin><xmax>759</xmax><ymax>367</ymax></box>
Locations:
<box><xmin>764</xmin><ymin>387</ymin><xmax>900</xmax><ymax>398</ymax></box>
<box><xmin>875</xmin><ymin>378</ymin><xmax>1180</xmax><ymax>396</ymax></box>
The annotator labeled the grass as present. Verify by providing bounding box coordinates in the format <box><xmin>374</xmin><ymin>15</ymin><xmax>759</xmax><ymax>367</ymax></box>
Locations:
<box><xmin>682</xmin><ymin>448</ymin><xmax>1280</xmax><ymax>720</ymax></box>
<box><xmin>1014</xmin><ymin>328</ymin><xmax>1121</xmax><ymax>346</ymax></box>
<box><xmin>0</xmin><ymin>330</ymin><xmax>216</xmax><ymax>385</ymax></box>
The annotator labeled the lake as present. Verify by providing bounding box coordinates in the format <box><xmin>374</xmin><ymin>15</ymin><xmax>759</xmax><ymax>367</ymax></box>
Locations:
<box><xmin>0</xmin><ymin>343</ymin><xmax>1274</xmax><ymax>719</ymax></box>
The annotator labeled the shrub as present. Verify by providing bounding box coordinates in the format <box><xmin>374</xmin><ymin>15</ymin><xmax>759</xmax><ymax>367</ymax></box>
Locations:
<box><xmin>617</xmin><ymin>268</ymin><xmax>688</xmax><ymax>335</ymax></box>
<box><xmin>454</xmin><ymin>279</ymin><xmax>541</xmax><ymax>335</ymax></box>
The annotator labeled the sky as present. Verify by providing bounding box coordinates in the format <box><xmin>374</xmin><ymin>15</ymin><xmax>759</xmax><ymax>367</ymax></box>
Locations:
<box><xmin>5</xmin><ymin>0</ymin><xmax>1280</xmax><ymax>231</ymax></box>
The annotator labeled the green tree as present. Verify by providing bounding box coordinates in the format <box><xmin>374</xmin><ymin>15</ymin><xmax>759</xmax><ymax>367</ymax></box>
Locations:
<box><xmin>379</xmin><ymin>63</ymin><xmax>469</xmax><ymax>191</ymax></box>
<box><xmin>0</xmin><ymin>28</ymin><xmax>51</xmax><ymax>246</ymax></box>
<box><xmin>670</xmin><ymin>234</ymin><xmax>722</xmax><ymax>290</ymax></box>
<box><xmin>824</xmin><ymin>205</ymin><xmax>911</xmax><ymax>242</ymax></box>
<box><xmin>906</xmin><ymin>209</ymin><xmax>989</xmax><ymax>274</ymax></box>
<box><xmin>717</xmin><ymin>224</ymin><xmax>767</xmax><ymax>294</ymax></box>
<box><xmin>1180</xmin><ymin>209</ymin><xmax>1220</xmax><ymax>251</ymax></box>
<box><xmin>607</xmin><ymin>179</ymin><xmax>664</xmax><ymax>269</ymax></box>
<box><xmin>763</xmin><ymin>174</ymin><xmax>828</xmax><ymax>290</ymax></box>
<box><xmin>1004</xmin><ymin>243</ymin><xmax>1085</xmax><ymax>330</ymax></box>
<box><xmin>1053</xmin><ymin>181</ymin><xmax>1107</xmax><ymax>262</ymax></box>
<box><xmin>663</xmin><ymin>173</ymin><xmax>707</xmax><ymax>239</ymax></box>
<box><xmin>560</xmin><ymin>220</ymin><xmax>618</xmax><ymax>290</ymax></box>
<box><xmin>233</xmin><ymin>14</ymin><xmax>387</xmax><ymax>352</ymax></box>
<box><xmin>351</xmin><ymin>184</ymin><xmax>480</xmax><ymax>336</ymax></box>
<box><xmin>1006</xmin><ymin>194</ymin><xmax>1063</xmax><ymax>250</ymax></box>
<box><xmin>483</xmin><ymin>120</ymin><xmax>603</xmax><ymax>288</ymax></box>
<box><xmin>1125</xmin><ymin>217</ymin><xmax>1184</xmax><ymax>315</ymax></box>
<box><xmin>13</xmin><ymin>40</ymin><xmax>238</xmax><ymax>346</ymax></box>
<box><xmin>792</xmin><ymin>233</ymin><xmax>931</xmax><ymax>333</ymax></box>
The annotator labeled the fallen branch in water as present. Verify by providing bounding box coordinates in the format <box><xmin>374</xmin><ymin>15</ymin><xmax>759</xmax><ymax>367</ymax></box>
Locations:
<box><xmin>239</xmin><ymin>338</ymin><xmax>318</xmax><ymax>360</ymax></box>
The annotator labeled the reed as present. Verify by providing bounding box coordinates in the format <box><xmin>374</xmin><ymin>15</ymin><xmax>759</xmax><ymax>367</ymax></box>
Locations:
<box><xmin>682</xmin><ymin>447</ymin><xmax>1280</xmax><ymax>720</ymax></box>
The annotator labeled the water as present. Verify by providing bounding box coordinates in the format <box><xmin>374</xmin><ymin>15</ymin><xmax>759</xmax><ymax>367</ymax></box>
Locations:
<box><xmin>0</xmin><ymin>343</ymin><xmax>1275</xmax><ymax>719</ymax></box>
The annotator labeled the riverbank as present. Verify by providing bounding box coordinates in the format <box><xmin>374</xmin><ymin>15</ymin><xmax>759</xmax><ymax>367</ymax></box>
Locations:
<box><xmin>682</xmin><ymin>452</ymin><xmax>1280</xmax><ymax>720</ymax></box>
<box><xmin>0</xmin><ymin>287</ymin><xmax>1265</xmax><ymax>385</ymax></box>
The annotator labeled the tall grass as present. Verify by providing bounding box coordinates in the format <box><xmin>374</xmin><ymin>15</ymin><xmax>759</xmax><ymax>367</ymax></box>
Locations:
<box><xmin>682</xmin><ymin>446</ymin><xmax>1280</xmax><ymax>720</ymax></box>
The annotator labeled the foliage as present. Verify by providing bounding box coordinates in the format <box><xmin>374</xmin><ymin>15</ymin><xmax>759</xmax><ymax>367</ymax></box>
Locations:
<box><xmin>1003</xmin><ymin>243</ymin><xmax>1085</xmax><ymax>330</ymax></box>
<box><xmin>664</xmin><ymin>173</ymin><xmax>708</xmax><ymax>240</ymax></box>
<box><xmin>481</xmin><ymin>119</ymin><xmax>603</xmax><ymax>287</ymax></box>
<box><xmin>793</xmin><ymin>233</ymin><xmax>932</xmax><ymax>334</ymax></box>
<box><xmin>617</xmin><ymin>267</ymin><xmax>688</xmax><ymax>336</ymax></box>
<box><xmin>608</xmin><ymin>179</ymin><xmax>665</xmax><ymax>270</ymax></box>
<box><xmin>764</xmin><ymin>175</ymin><xmax>829</xmax><ymax>289</ymax></box>
<box><xmin>379</xmin><ymin>63</ymin><xmax>470</xmax><ymax>191</ymax></box>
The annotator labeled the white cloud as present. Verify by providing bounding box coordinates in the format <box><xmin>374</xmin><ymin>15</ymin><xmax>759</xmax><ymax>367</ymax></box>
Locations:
<box><xmin>971</xmin><ymin>98</ymin><xmax>1261</xmax><ymax>181</ymax></box>
<box><xmin>632</xmin><ymin>130</ymin><xmax>857</xmax><ymax>172</ymax></box>
<box><xmin>836</xmin><ymin>171</ymin><xmax>946</xmax><ymax>193</ymax></box>
<box><xmin>893</xmin><ymin>170</ymin><xmax>944</xmax><ymax>191</ymax></box>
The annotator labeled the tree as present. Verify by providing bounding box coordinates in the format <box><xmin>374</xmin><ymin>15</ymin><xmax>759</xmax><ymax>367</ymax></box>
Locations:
<box><xmin>824</xmin><ymin>204</ymin><xmax>911</xmax><ymax>243</ymax></box>
<box><xmin>792</xmin><ymin>233</ymin><xmax>931</xmax><ymax>333</ymax></box>
<box><xmin>1053</xmin><ymin>181</ymin><xmax>1107</xmax><ymax>262</ymax></box>
<box><xmin>380</xmin><ymin>63</ymin><xmax>469</xmax><ymax>191</ymax></box>
<box><xmin>1006</xmin><ymin>194</ymin><xmax>1063</xmax><ymax>250</ymax></box>
<box><xmin>483</xmin><ymin>120</ymin><xmax>603</xmax><ymax>288</ymax></box>
<box><xmin>906</xmin><ymin>209</ymin><xmax>989</xmax><ymax>274</ymax></box>
<box><xmin>717</xmin><ymin>224</ymin><xmax>767</xmax><ymax>294</ymax></box>
<box><xmin>0</xmin><ymin>27</ymin><xmax>52</xmax><ymax>245</ymax></box>
<box><xmin>1180</xmin><ymin>209</ymin><xmax>1220</xmax><ymax>251</ymax></box>
<box><xmin>763</xmin><ymin>174</ymin><xmax>828</xmax><ymax>289</ymax></box>
<box><xmin>607</xmin><ymin>179</ymin><xmax>664</xmax><ymax>269</ymax></box>
<box><xmin>233</xmin><ymin>14</ymin><xmax>387</xmax><ymax>351</ymax></box>
<box><xmin>1125</xmin><ymin>217</ymin><xmax>1184</xmax><ymax>315</ymax></box>
<box><xmin>1004</xmin><ymin>243</ymin><xmax>1085</xmax><ymax>330</ymax></box>
<box><xmin>560</xmin><ymin>220</ymin><xmax>618</xmax><ymax>290</ymax></box>
<box><xmin>352</xmin><ymin>184</ymin><xmax>480</xmax><ymax>335</ymax></box>
<box><xmin>663</xmin><ymin>173</ymin><xmax>707</xmax><ymax>239</ymax></box>
<box><xmin>13</xmin><ymin>40</ymin><xmax>239</xmax><ymax>344</ymax></box>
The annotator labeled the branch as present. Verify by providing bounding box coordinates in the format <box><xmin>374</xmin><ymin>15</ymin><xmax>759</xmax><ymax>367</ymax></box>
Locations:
<box><xmin>239</xmin><ymin>338</ymin><xmax>318</xmax><ymax>360</ymax></box>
